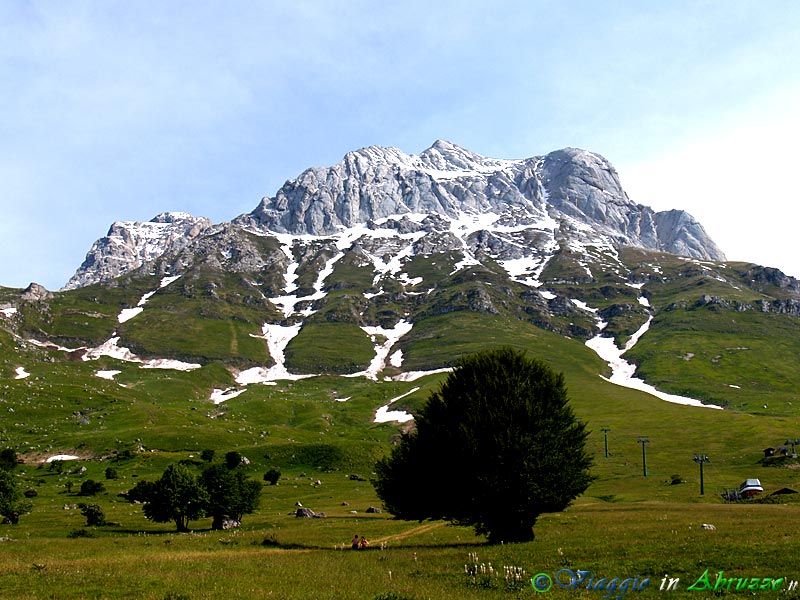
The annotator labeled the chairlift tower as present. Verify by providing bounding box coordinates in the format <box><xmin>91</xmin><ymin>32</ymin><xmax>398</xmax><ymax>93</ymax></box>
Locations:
<box><xmin>637</xmin><ymin>437</ymin><xmax>649</xmax><ymax>477</ymax></box>
<box><xmin>601</xmin><ymin>427</ymin><xmax>611</xmax><ymax>458</ymax></box>
<box><xmin>693</xmin><ymin>454</ymin><xmax>710</xmax><ymax>495</ymax></box>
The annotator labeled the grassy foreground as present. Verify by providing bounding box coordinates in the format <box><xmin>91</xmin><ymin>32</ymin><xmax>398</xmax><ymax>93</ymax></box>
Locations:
<box><xmin>2</xmin><ymin>481</ymin><xmax>800</xmax><ymax>600</ymax></box>
<box><xmin>3</xmin><ymin>369</ymin><xmax>800</xmax><ymax>600</ymax></box>
<box><xmin>3</xmin><ymin>310</ymin><xmax>800</xmax><ymax>598</ymax></box>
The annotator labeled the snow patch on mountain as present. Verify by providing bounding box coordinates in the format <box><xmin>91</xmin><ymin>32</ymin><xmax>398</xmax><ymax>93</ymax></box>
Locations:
<box><xmin>95</xmin><ymin>370</ymin><xmax>121</xmax><ymax>381</ymax></box>
<box><xmin>585</xmin><ymin>313</ymin><xmax>722</xmax><ymax>409</ymax></box>
<box><xmin>237</xmin><ymin>323</ymin><xmax>313</xmax><ymax>384</ymax></box>
<box><xmin>390</xmin><ymin>368</ymin><xmax>453</xmax><ymax>382</ymax></box>
<box><xmin>81</xmin><ymin>336</ymin><xmax>201</xmax><ymax>371</ymax></box>
<box><xmin>375</xmin><ymin>386</ymin><xmax>419</xmax><ymax>423</ymax></box>
<box><xmin>344</xmin><ymin>320</ymin><xmax>414</xmax><ymax>380</ymax></box>
<box><xmin>118</xmin><ymin>275</ymin><xmax>181</xmax><ymax>323</ymax></box>
<box><xmin>210</xmin><ymin>387</ymin><xmax>247</xmax><ymax>404</ymax></box>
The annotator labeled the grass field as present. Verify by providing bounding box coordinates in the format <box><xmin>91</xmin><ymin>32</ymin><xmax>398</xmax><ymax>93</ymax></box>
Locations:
<box><xmin>3</xmin><ymin>265</ymin><xmax>800</xmax><ymax>599</ymax></box>
<box><xmin>3</xmin><ymin>346</ymin><xmax>800</xmax><ymax>599</ymax></box>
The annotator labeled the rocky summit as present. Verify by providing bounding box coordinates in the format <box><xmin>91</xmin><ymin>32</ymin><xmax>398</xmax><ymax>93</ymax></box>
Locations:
<box><xmin>64</xmin><ymin>141</ymin><xmax>724</xmax><ymax>293</ymax></box>
<box><xmin>236</xmin><ymin>141</ymin><xmax>723</xmax><ymax>260</ymax></box>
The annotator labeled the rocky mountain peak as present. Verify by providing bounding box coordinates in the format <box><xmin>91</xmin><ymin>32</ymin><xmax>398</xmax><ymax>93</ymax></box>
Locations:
<box><xmin>21</xmin><ymin>282</ymin><xmax>53</xmax><ymax>301</ymax></box>
<box><xmin>418</xmin><ymin>139</ymin><xmax>495</xmax><ymax>171</ymax></box>
<box><xmin>66</xmin><ymin>141</ymin><xmax>727</xmax><ymax>289</ymax></box>
<box><xmin>64</xmin><ymin>213</ymin><xmax>212</xmax><ymax>290</ymax></box>
<box><xmin>236</xmin><ymin>141</ymin><xmax>724</xmax><ymax>261</ymax></box>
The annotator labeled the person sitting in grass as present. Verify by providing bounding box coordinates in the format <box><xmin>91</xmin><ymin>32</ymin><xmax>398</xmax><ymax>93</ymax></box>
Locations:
<box><xmin>359</xmin><ymin>536</ymin><xmax>369</xmax><ymax>550</ymax></box>
<box><xmin>351</xmin><ymin>534</ymin><xmax>359</xmax><ymax>550</ymax></box>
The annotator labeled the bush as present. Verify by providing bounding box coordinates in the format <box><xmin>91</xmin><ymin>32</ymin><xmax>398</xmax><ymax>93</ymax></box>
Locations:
<box><xmin>263</xmin><ymin>469</ymin><xmax>281</xmax><ymax>485</ymax></box>
<box><xmin>67</xmin><ymin>528</ymin><xmax>95</xmax><ymax>538</ymax></box>
<box><xmin>201</xmin><ymin>449</ymin><xmax>215</xmax><ymax>462</ymax></box>
<box><xmin>115</xmin><ymin>449</ymin><xmax>134</xmax><ymax>461</ymax></box>
<box><xmin>79</xmin><ymin>479</ymin><xmax>106</xmax><ymax>496</ymax></box>
<box><xmin>225</xmin><ymin>451</ymin><xmax>242</xmax><ymax>470</ymax></box>
<box><xmin>23</xmin><ymin>489</ymin><xmax>37</xmax><ymax>498</ymax></box>
<box><xmin>0</xmin><ymin>448</ymin><xmax>18</xmax><ymax>471</ymax></box>
<box><xmin>105</xmin><ymin>467</ymin><xmax>118</xmax><ymax>480</ymax></box>
<box><xmin>77</xmin><ymin>503</ymin><xmax>106</xmax><ymax>526</ymax></box>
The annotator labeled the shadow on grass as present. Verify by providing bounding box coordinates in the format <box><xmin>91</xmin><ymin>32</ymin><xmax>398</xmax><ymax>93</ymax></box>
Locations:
<box><xmin>258</xmin><ymin>539</ymin><xmax>489</xmax><ymax>551</ymax></box>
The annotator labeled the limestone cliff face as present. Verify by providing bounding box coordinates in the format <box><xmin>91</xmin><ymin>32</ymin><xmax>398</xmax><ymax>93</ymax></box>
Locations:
<box><xmin>65</xmin><ymin>141</ymin><xmax>726</xmax><ymax>290</ymax></box>
<box><xmin>64</xmin><ymin>213</ymin><xmax>212</xmax><ymax>289</ymax></box>
<box><xmin>235</xmin><ymin>141</ymin><xmax>725</xmax><ymax>261</ymax></box>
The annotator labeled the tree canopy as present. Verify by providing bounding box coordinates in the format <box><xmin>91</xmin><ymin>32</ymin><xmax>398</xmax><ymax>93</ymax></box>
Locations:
<box><xmin>127</xmin><ymin>459</ymin><xmax>262</xmax><ymax>531</ymax></box>
<box><xmin>200</xmin><ymin>463</ymin><xmax>261</xmax><ymax>529</ymax></box>
<box><xmin>0</xmin><ymin>468</ymin><xmax>29</xmax><ymax>524</ymax></box>
<box><xmin>373</xmin><ymin>347</ymin><xmax>593</xmax><ymax>543</ymax></box>
<box><xmin>128</xmin><ymin>463</ymin><xmax>209</xmax><ymax>532</ymax></box>
<box><xmin>0</xmin><ymin>448</ymin><xmax>18</xmax><ymax>472</ymax></box>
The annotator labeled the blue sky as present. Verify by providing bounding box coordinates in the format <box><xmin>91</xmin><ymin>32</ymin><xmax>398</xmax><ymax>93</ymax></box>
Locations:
<box><xmin>2</xmin><ymin>1</ymin><xmax>799</xmax><ymax>290</ymax></box>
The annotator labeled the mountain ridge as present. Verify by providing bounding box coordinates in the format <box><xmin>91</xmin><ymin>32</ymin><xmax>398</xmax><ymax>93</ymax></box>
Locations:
<box><xmin>64</xmin><ymin>141</ymin><xmax>724</xmax><ymax>291</ymax></box>
<box><xmin>2</xmin><ymin>142</ymin><xmax>800</xmax><ymax>417</ymax></box>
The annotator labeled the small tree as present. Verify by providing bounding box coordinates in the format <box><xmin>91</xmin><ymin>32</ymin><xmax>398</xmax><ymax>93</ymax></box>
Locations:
<box><xmin>201</xmin><ymin>449</ymin><xmax>215</xmax><ymax>463</ymax></box>
<box><xmin>0</xmin><ymin>469</ymin><xmax>29</xmax><ymax>524</ymax></box>
<box><xmin>263</xmin><ymin>469</ymin><xmax>281</xmax><ymax>485</ymax></box>
<box><xmin>373</xmin><ymin>348</ymin><xmax>593</xmax><ymax>543</ymax></box>
<box><xmin>105</xmin><ymin>467</ymin><xmax>118</xmax><ymax>480</ymax></box>
<box><xmin>79</xmin><ymin>479</ymin><xmax>106</xmax><ymax>496</ymax></box>
<box><xmin>0</xmin><ymin>448</ymin><xmax>18</xmax><ymax>471</ymax></box>
<box><xmin>224</xmin><ymin>451</ymin><xmax>242</xmax><ymax>470</ymax></box>
<box><xmin>200</xmin><ymin>464</ymin><xmax>261</xmax><ymax>529</ymax></box>
<box><xmin>77</xmin><ymin>503</ymin><xmax>106</xmax><ymax>526</ymax></box>
<box><xmin>127</xmin><ymin>464</ymin><xmax>208</xmax><ymax>532</ymax></box>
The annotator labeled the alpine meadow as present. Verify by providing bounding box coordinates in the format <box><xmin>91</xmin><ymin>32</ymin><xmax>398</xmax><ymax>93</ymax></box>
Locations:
<box><xmin>2</xmin><ymin>141</ymin><xmax>800</xmax><ymax>599</ymax></box>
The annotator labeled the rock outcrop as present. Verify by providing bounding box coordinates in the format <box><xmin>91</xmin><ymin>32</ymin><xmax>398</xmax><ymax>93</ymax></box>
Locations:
<box><xmin>64</xmin><ymin>212</ymin><xmax>212</xmax><ymax>289</ymax></box>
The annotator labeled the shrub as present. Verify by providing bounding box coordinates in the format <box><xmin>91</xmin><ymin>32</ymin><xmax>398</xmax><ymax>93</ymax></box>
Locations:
<box><xmin>67</xmin><ymin>528</ymin><xmax>95</xmax><ymax>538</ymax></box>
<box><xmin>105</xmin><ymin>467</ymin><xmax>118</xmax><ymax>480</ymax></box>
<box><xmin>23</xmin><ymin>489</ymin><xmax>37</xmax><ymax>498</ymax></box>
<box><xmin>77</xmin><ymin>503</ymin><xmax>106</xmax><ymax>526</ymax></box>
<box><xmin>0</xmin><ymin>448</ymin><xmax>18</xmax><ymax>471</ymax></box>
<box><xmin>263</xmin><ymin>469</ymin><xmax>281</xmax><ymax>485</ymax></box>
<box><xmin>261</xmin><ymin>533</ymin><xmax>280</xmax><ymax>547</ymax></box>
<box><xmin>201</xmin><ymin>449</ymin><xmax>215</xmax><ymax>462</ymax></box>
<box><xmin>79</xmin><ymin>479</ymin><xmax>106</xmax><ymax>496</ymax></box>
<box><xmin>225</xmin><ymin>451</ymin><xmax>242</xmax><ymax>470</ymax></box>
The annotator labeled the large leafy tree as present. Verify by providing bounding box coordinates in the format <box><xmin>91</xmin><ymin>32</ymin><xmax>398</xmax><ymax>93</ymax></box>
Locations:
<box><xmin>200</xmin><ymin>464</ymin><xmax>261</xmax><ymax>529</ymax></box>
<box><xmin>373</xmin><ymin>347</ymin><xmax>593</xmax><ymax>543</ymax></box>
<box><xmin>128</xmin><ymin>464</ymin><xmax>209</xmax><ymax>532</ymax></box>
